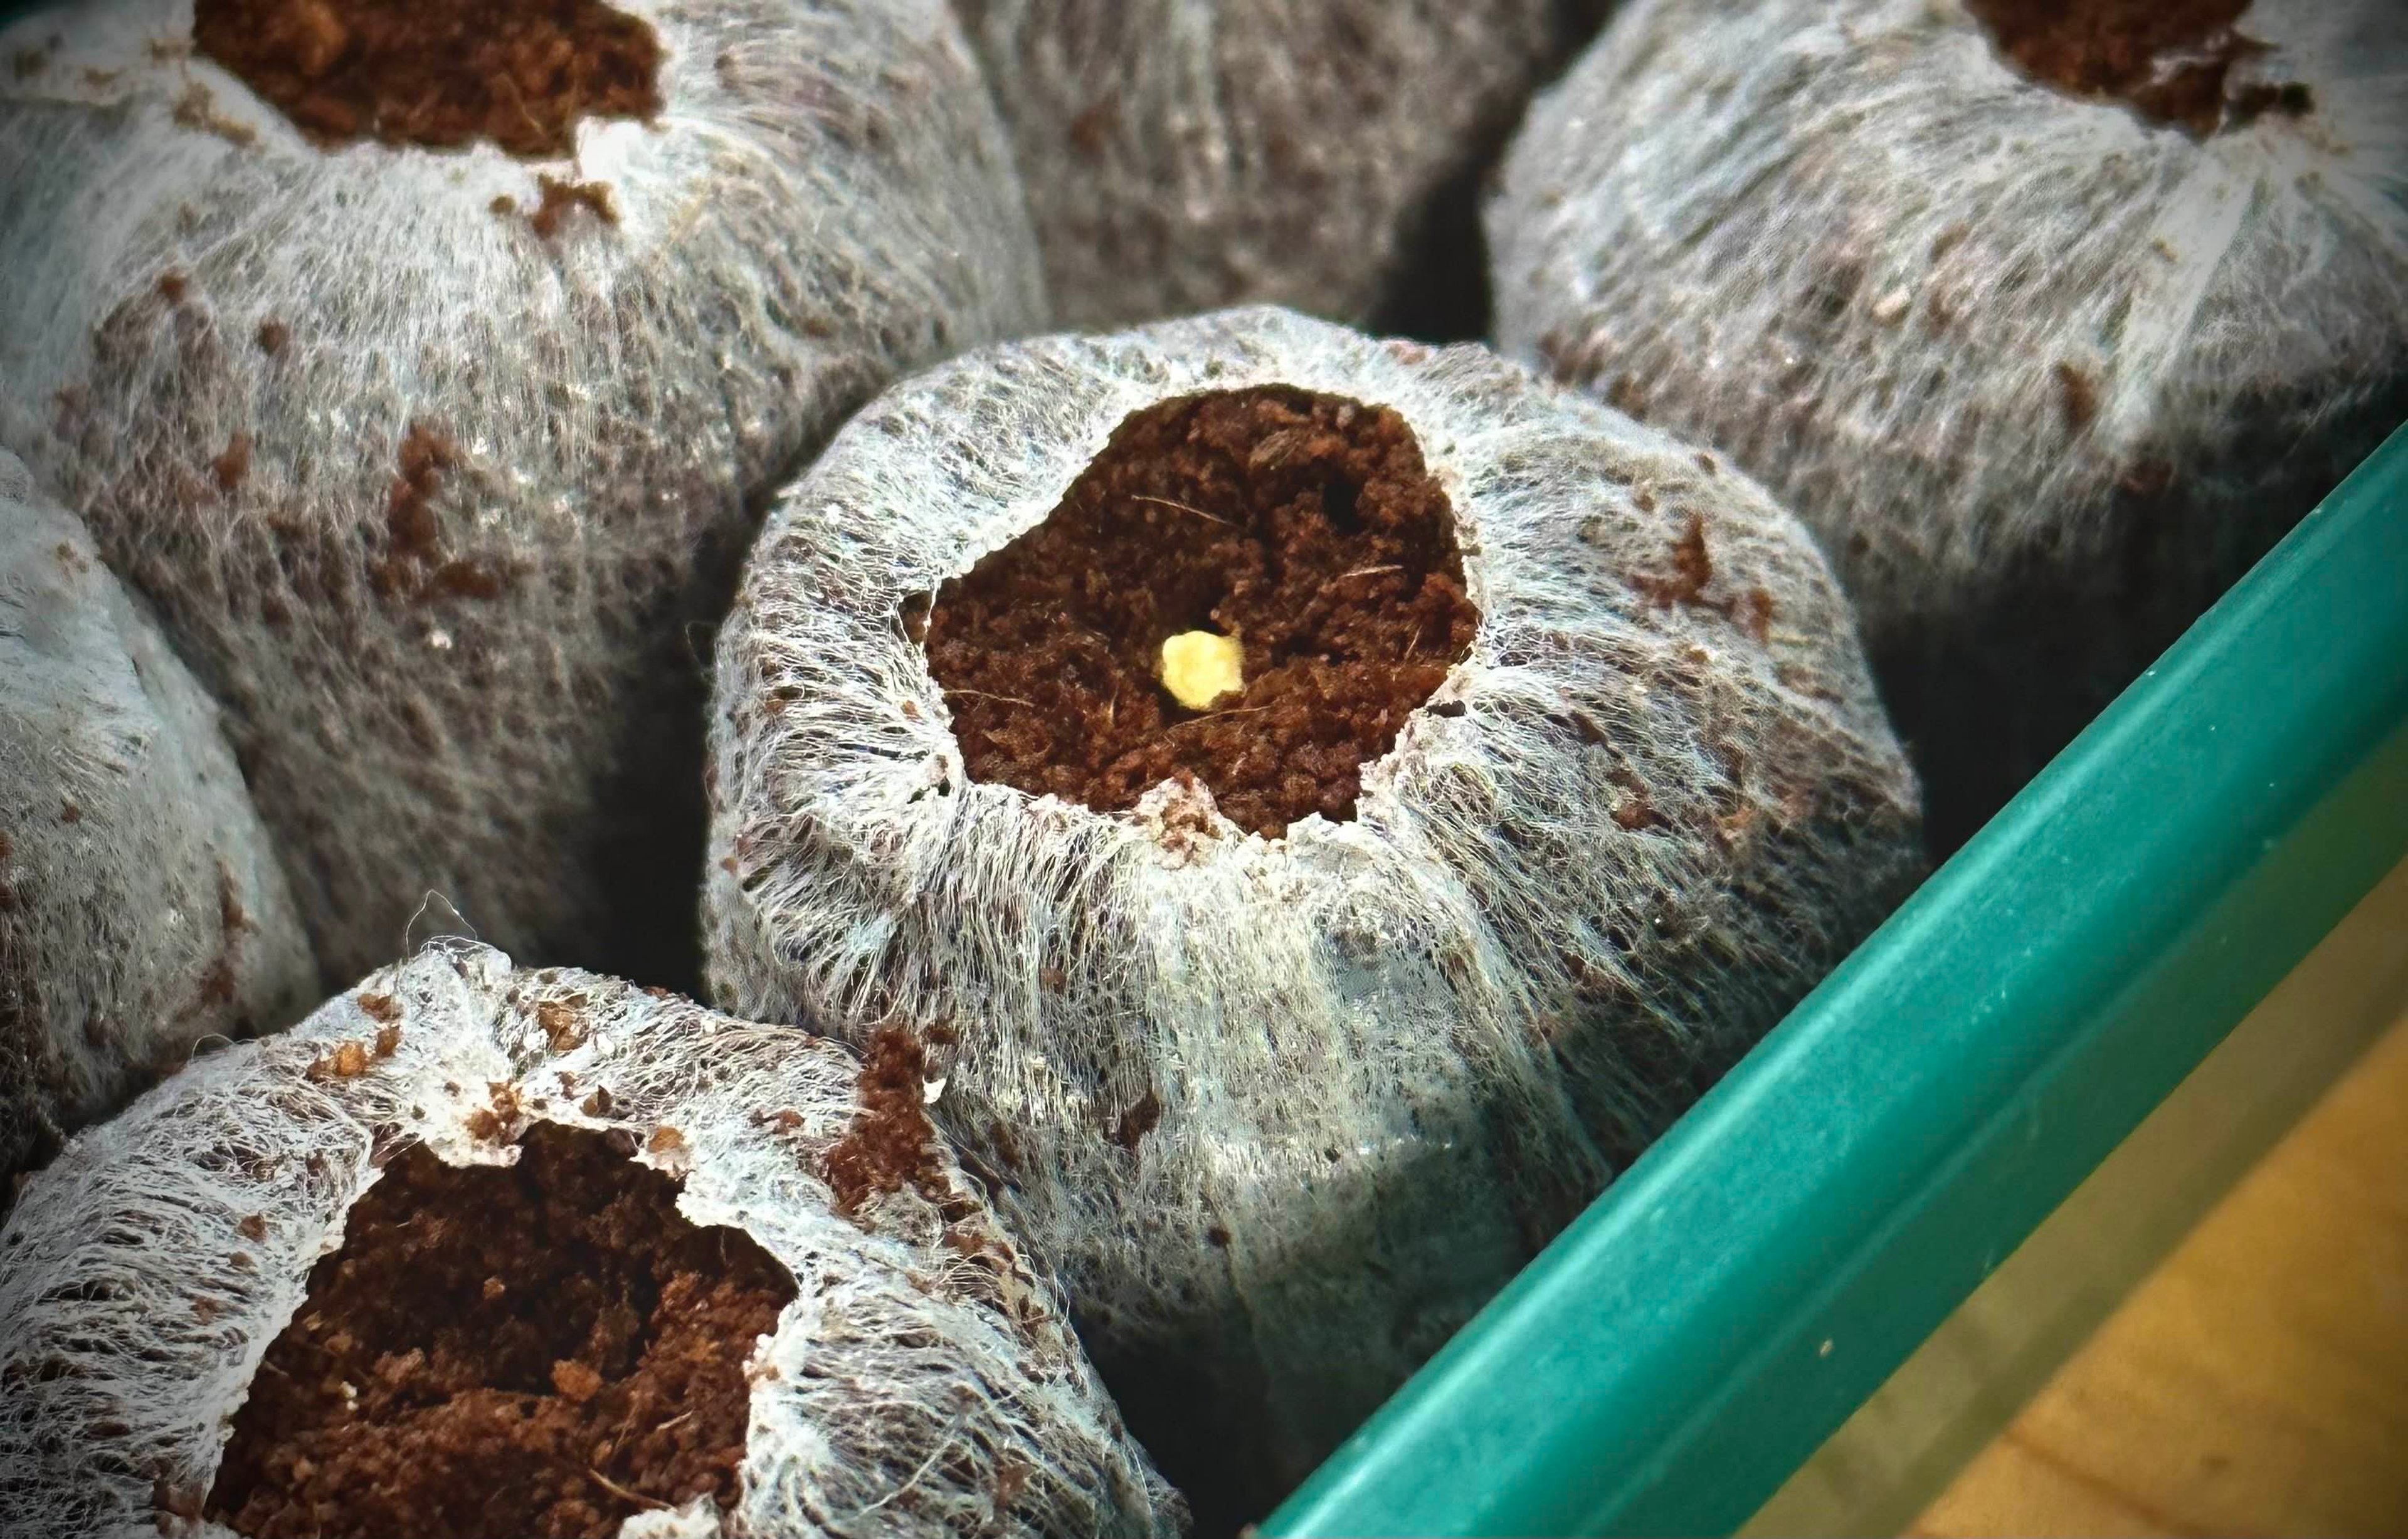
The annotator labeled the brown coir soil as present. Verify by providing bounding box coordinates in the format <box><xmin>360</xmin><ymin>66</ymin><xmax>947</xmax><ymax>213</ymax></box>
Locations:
<box><xmin>924</xmin><ymin>386</ymin><xmax>1479</xmax><ymax>838</ymax></box>
<box><xmin>206</xmin><ymin>1123</ymin><xmax>795</xmax><ymax>1539</ymax></box>
<box><xmin>821</xmin><ymin>1023</ymin><xmax>953</xmax><ymax>1218</ymax></box>
<box><xmin>192</xmin><ymin>0</ymin><xmax>662</xmax><ymax>158</ymax></box>
<box><xmin>1966</xmin><ymin>0</ymin><xmax>2311</xmax><ymax>135</ymax></box>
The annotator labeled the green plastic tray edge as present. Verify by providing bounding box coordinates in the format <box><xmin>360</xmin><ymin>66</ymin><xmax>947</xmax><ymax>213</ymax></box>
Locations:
<box><xmin>1267</xmin><ymin>422</ymin><xmax>2408</xmax><ymax>1538</ymax></box>
<box><xmin>1741</xmin><ymin>854</ymin><xmax>2408</xmax><ymax>1536</ymax></box>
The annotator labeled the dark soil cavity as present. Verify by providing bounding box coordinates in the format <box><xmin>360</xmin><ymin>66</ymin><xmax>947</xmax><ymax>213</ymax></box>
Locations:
<box><xmin>1966</xmin><ymin>0</ymin><xmax>2312</xmax><ymax>135</ymax></box>
<box><xmin>192</xmin><ymin>0</ymin><xmax>663</xmax><ymax>158</ymax></box>
<box><xmin>206</xmin><ymin>1123</ymin><xmax>795</xmax><ymax>1539</ymax></box>
<box><xmin>924</xmin><ymin>386</ymin><xmax>1479</xmax><ymax>838</ymax></box>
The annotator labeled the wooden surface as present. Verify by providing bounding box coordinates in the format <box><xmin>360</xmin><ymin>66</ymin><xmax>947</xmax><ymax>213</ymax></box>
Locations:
<box><xmin>1912</xmin><ymin>1008</ymin><xmax>2408</xmax><ymax>1538</ymax></box>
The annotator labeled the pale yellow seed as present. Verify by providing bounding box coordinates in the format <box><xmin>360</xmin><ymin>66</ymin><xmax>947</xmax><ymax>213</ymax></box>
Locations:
<box><xmin>1160</xmin><ymin>630</ymin><xmax>1244</xmax><ymax>711</ymax></box>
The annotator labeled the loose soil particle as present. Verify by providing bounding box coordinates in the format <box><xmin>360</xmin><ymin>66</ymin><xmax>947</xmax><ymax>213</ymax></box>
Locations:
<box><xmin>366</xmin><ymin>423</ymin><xmax>514</xmax><ymax>604</ymax></box>
<box><xmin>191</xmin><ymin>0</ymin><xmax>663</xmax><ymax>159</ymax></box>
<box><xmin>1965</xmin><ymin>0</ymin><xmax>2313</xmax><ymax>135</ymax></box>
<box><xmin>821</xmin><ymin>1024</ymin><xmax>952</xmax><ymax>1218</ymax></box>
<box><xmin>205</xmin><ymin>1123</ymin><xmax>796</xmax><ymax>1539</ymax></box>
<box><xmin>524</xmin><ymin>175</ymin><xmax>618</xmax><ymax>239</ymax></box>
<box><xmin>213</xmin><ymin>432</ymin><xmax>253</xmax><ymax>492</ymax></box>
<box><xmin>924</xmin><ymin>386</ymin><xmax>1479</xmax><ymax>837</ymax></box>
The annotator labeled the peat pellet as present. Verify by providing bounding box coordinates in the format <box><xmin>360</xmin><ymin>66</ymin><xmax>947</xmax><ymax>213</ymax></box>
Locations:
<box><xmin>1</xmin><ymin>452</ymin><xmax>315</xmax><ymax>1187</ymax></box>
<box><xmin>1489</xmin><ymin>0</ymin><xmax>2408</xmax><ymax>851</ymax></box>
<box><xmin>955</xmin><ymin>1</ymin><xmax>1583</xmax><ymax>328</ymax></box>
<box><xmin>0</xmin><ymin>944</ymin><xmax>1185</xmax><ymax>1539</ymax></box>
<box><xmin>0</xmin><ymin>0</ymin><xmax>1047</xmax><ymax>988</ymax></box>
<box><xmin>703</xmin><ymin>307</ymin><xmax>1925</xmax><ymax>1519</ymax></box>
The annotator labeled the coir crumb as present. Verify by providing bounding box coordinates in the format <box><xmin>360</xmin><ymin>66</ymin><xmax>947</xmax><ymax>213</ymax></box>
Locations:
<box><xmin>1629</xmin><ymin>513</ymin><xmax>1778</xmax><ymax>644</ymax></box>
<box><xmin>369</xmin><ymin>424</ymin><xmax>512</xmax><ymax>604</ymax></box>
<box><xmin>536</xmin><ymin>997</ymin><xmax>585</xmax><ymax>1053</ymax></box>
<box><xmin>821</xmin><ymin>1024</ymin><xmax>952</xmax><ymax>1217</ymax></box>
<box><xmin>1109</xmin><ymin>1089</ymin><xmax>1163</xmax><ymax>1151</ymax></box>
<box><xmin>213</xmin><ymin>432</ymin><xmax>254</xmax><ymax>492</ymax></box>
<box><xmin>172</xmin><ymin>80</ymin><xmax>260</xmax><ymax>146</ymax></box>
<box><xmin>527</xmin><ymin>175</ymin><xmax>617</xmax><ymax>239</ymax></box>
<box><xmin>2054</xmin><ymin>360</ymin><xmax>2099</xmax><ymax>433</ymax></box>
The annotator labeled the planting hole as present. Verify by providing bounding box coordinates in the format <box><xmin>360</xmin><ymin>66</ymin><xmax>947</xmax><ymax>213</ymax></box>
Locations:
<box><xmin>206</xmin><ymin>1123</ymin><xmax>795</xmax><ymax>1538</ymax></box>
<box><xmin>192</xmin><ymin>0</ymin><xmax>663</xmax><ymax>158</ymax></box>
<box><xmin>1966</xmin><ymin>0</ymin><xmax>2313</xmax><ymax>135</ymax></box>
<box><xmin>923</xmin><ymin>386</ymin><xmax>1479</xmax><ymax>838</ymax></box>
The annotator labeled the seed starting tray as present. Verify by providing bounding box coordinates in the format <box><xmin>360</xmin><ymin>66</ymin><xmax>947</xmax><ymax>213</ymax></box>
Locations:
<box><xmin>1268</xmin><ymin>423</ymin><xmax>2408</xmax><ymax>1536</ymax></box>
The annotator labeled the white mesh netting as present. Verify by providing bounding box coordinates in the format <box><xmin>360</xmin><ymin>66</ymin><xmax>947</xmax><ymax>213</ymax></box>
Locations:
<box><xmin>0</xmin><ymin>942</ymin><xmax>1185</xmax><ymax>1538</ymax></box>
<box><xmin>702</xmin><ymin>306</ymin><xmax>1926</xmax><ymax>1509</ymax></box>
<box><xmin>2</xmin><ymin>452</ymin><xmax>316</xmax><ymax>1184</ymax></box>
<box><xmin>954</xmin><ymin>0</ymin><xmax>1575</xmax><ymax>327</ymax></box>
<box><xmin>0</xmin><ymin>0</ymin><xmax>1048</xmax><ymax>984</ymax></box>
<box><xmin>1487</xmin><ymin>0</ymin><xmax>2408</xmax><ymax>839</ymax></box>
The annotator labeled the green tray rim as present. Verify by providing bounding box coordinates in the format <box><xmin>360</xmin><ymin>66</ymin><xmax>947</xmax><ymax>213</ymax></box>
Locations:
<box><xmin>1269</xmin><ymin>424</ymin><xmax>2408</xmax><ymax>1537</ymax></box>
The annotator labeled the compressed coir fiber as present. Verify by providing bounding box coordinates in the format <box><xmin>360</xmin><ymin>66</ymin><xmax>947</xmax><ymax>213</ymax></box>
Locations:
<box><xmin>1487</xmin><ymin>0</ymin><xmax>2408</xmax><ymax>852</ymax></box>
<box><xmin>0</xmin><ymin>0</ymin><xmax>1048</xmax><ymax>990</ymax></box>
<box><xmin>952</xmin><ymin>0</ymin><xmax>1588</xmax><ymax>329</ymax></box>
<box><xmin>0</xmin><ymin>942</ymin><xmax>1185</xmax><ymax>1539</ymax></box>
<box><xmin>702</xmin><ymin>306</ymin><xmax>1926</xmax><ymax>1521</ymax></box>
<box><xmin>1</xmin><ymin>449</ymin><xmax>315</xmax><ymax>1190</ymax></box>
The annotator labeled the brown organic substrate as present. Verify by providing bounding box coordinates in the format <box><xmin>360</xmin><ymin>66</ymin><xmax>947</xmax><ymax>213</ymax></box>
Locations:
<box><xmin>1966</xmin><ymin>0</ymin><xmax>2312</xmax><ymax>135</ymax></box>
<box><xmin>206</xmin><ymin>1123</ymin><xmax>795</xmax><ymax>1539</ymax></box>
<box><xmin>192</xmin><ymin>0</ymin><xmax>662</xmax><ymax>158</ymax></box>
<box><xmin>821</xmin><ymin>1022</ymin><xmax>953</xmax><ymax>1217</ymax></box>
<box><xmin>924</xmin><ymin>386</ymin><xmax>1479</xmax><ymax>838</ymax></box>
